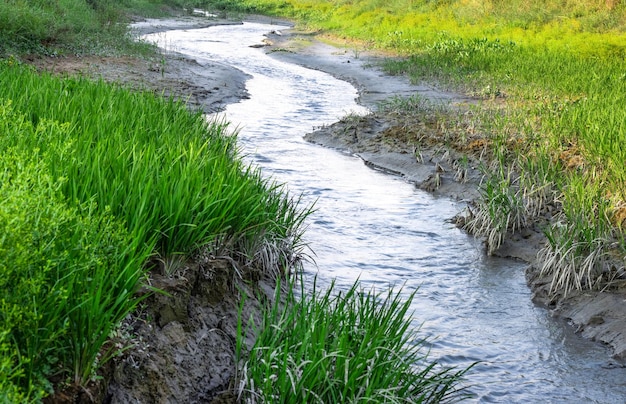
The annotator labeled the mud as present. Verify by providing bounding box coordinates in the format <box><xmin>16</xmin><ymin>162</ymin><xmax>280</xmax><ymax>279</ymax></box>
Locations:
<box><xmin>104</xmin><ymin>256</ymin><xmax>277</xmax><ymax>404</ymax></box>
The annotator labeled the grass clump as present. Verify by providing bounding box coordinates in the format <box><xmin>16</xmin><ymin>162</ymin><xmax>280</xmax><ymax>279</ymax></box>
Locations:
<box><xmin>0</xmin><ymin>60</ymin><xmax>308</xmax><ymax>260</ymax></box>
<box><xmin>236</xmin><ymin>279</ymin><xmax>472</xmax><ymax>403</ymax></box>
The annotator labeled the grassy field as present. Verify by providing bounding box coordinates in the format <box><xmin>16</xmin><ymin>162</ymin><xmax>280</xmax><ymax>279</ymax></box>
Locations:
<box><xmin>201</xmin><ymin>0</ymin><xmax>626</xmax><ymax>297</ymax></box>
<box><xmin>0</xmin><ymin>1</ymin><xmax>470</xmax><ymax>402</ymax></box>
<box><xmin>0</xmin><ymin>0</ymin><xmax>201</xmax><ymax>57</ymax></box>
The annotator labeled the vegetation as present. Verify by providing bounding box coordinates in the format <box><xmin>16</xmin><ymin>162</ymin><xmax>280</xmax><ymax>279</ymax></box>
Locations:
<box><xmin>0</xmin><ymin>0</ymin><xmax>470</xmax><ymax>402</ymax></box>
<box><xmin>236</xmin><ymin>278</ymin><xmax>472</xmax><ymax>403</ymax></box>
<box><xmin>197</xmin><ymin>0</ymin><xmax>626</xmax><ymax>297</ymax></box>
<box><xmin>0</xmin><ymin>0</ymin><xmax>235</xmax><ymax>56</ymax></box>
<box><xmin>4</xmin><ymin>0</ymin><xmax>625</xmax><ymax>399</ymax></box>
<box><xmin>0</xmin><ymin>48</ymin><xmax>308</xmax><ymax>403</ymax></box>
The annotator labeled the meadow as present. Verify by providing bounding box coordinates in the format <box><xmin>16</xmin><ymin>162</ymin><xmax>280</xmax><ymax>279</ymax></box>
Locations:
<box><xmin>202</xmin><ymin>0</ymin><xmax>626</xmax><ymax>297</ymax></box>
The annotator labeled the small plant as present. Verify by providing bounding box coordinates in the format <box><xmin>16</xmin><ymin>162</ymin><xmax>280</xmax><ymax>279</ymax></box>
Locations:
<box><xmin>452</xmin><ymin>155</ymin><xmax>469</xmax><ymax>183</ymax></box>
<box><xmin>537</xmin><ymin>176</ymin><xmax>625</xmax><ymax>297</ymax></box>
<box><xmin>378</xmin><ymin>94</ymin><xmax>429</xmax><ymax>116</ymax></box>
<box><xmin>464</xmin><ymin>166</ymin><xmax>527</xmax><ymax>255</ymax></box>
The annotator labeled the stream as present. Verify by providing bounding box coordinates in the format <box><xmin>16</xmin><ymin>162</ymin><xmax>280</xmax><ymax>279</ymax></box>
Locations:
<box><xmin>141</xmin><ymin>21</ymin><xmax>626</xmax><ymax>403</ymax></box>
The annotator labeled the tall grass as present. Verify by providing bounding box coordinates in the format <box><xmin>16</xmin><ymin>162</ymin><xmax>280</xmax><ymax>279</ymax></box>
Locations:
<box><xmin>0</xmin><ymin>106</ymin><xmax>152</xmax><ymax>400</ymax></box>
<box><xmin>237</xmin><ymin>278</ymin><xmax>472</xmax><ymax>403</ymax></box>
<box><xmin>0</xmin><ymin>61</ymin><xmax>308</xmax><ymax>259</ymax></box>
<box><xmin>0</xmin><ymin>58</ymin><xmax>310</xmax><ymax>399</ymax></box>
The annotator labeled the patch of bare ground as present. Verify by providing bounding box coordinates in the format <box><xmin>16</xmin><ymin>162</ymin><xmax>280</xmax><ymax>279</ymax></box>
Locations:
<box><xmin>102</xmin><ymin>255</ymin><xmax>277</xmax><ymax>404</ymax></box>
<box><xmin>24</xmin><ymin>52</ymin><xmax>249</xmax><ymax>115</ymax></box>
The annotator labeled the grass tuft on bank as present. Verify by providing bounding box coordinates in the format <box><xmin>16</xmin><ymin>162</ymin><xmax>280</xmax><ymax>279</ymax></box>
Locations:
<box><xmin>237</xmin><ymin>278</ymin><xmax>472</xmax><ymax>403</ymax></box>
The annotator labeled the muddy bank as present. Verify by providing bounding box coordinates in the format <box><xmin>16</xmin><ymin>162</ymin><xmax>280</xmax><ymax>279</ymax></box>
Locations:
<box><xmin>104</xmin><ymin>257</ymin><xmax>278</xmax><ymax>403</ymax></box>
<box><xmin>27</xmin><ymin>14</ymin><xmax>252</xmax><ymax>115</ymax></box>
<box><xmin>261</xmin><ymin>29</ymin><xmax>626</xmax><ymax>361</ymax></box>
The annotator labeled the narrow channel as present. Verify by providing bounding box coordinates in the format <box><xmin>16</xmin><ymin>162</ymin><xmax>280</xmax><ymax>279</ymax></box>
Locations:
<box><xmin>141</xmin><ymin>21</ymin><xmax>626</xmax><ymax>403</ymax></box>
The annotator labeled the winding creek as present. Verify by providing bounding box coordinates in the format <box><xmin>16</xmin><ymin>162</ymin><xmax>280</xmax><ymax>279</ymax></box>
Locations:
<box><xmin>141</xmin><ymin>21</ymin><xmax>626</xmax><ymax>402</ymax></box>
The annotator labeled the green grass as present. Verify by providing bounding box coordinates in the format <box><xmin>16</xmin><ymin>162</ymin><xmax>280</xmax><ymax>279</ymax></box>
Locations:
<box><xmin>0</xmin><ymin>57</ymin><xmax>310</xmax><ymax>400</ymax></box>
<box><xmin>237</xmin><ymin>278</ymin><xmax>473</xmax><ymax>403</ymax></box>
<box><xmin>0</xmin><ymin>0</ymin><xmax>197</xmax><ymax>56</ymax></box>
<box><xmin>0</xmin><ymin>104</ymin><xmax>152</xmax><ymax>400</ymax></box>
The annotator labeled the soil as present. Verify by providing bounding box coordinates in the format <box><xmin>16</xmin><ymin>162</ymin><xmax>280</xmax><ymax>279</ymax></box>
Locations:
<box><xmin>24</xmin><ymin>12</ymin><xmax>626</xmax><ymax>403</ymax></box>
<box><xmin>102</xmin><ymin>256</ymin><xmax>278</xmax><ymax>404</ymax></box>
<box><xmin>26</xmin><ymin>14</ymin><xmax>251</xmax><ymax>115</ymax></box>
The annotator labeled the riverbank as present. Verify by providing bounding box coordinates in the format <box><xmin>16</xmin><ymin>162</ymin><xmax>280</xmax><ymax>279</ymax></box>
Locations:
<box><xmin>27</xmin><ymin>18</ymin><xmax>250</xmax><ymax>115</ymax></box>
<box><xmin>260</xmin><ymin>28</ymin><xmax>626</xmax><ymax>362</ymax></box>
<box><xmin>15</xmin><ymin>14</ymin><xmax>305</xmax><ymax>403</ymax></box>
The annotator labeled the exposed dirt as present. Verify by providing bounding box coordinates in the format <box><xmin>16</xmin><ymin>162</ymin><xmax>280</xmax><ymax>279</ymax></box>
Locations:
<box><xmin>25</xmin><ymin>12</ymin><xmax>626</xmax><ymax>403</ymax></box>
<box><xmin>103</xmin><ymin>256</ymin><xmax>277</xmax><ymax>404</ymax></box>
<box><xmin>43</xmin><ymin>256</ymin><xmax>277</xmax><ymax>404</ymax></box>
<box><xmin>26</xmin><ymin>16</ymin><xmax>251</xmax><ymax>115</ymax></box>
